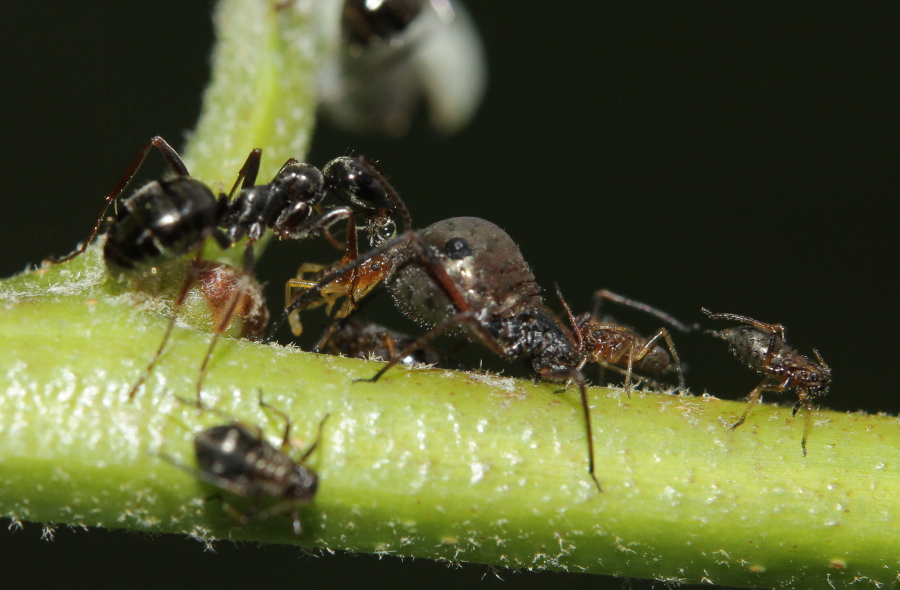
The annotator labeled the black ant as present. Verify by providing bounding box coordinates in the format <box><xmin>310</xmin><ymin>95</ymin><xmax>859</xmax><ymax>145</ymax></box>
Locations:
<box><xmin>702</xmin><ymin>308</ymin><xmax>832</xmax><ymax>456</ymax></box>
<box><xmin>56</xmin><ymin>136</ymin><xmax>410</xmax><ymax>404</ymax></box>
<box><xmin>270</xmin><ymin>217</ymin><xmax>691</xmax><ymax>492</ymax></box>
<box><xmin>163</xmin><ymin>391</ymin><xmax>328</xmax><ymax>536</ymax></box>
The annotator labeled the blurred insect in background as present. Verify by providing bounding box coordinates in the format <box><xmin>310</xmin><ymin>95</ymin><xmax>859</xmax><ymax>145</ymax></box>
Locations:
<box><xmin>317</xmin><ymin>316</ymin><xmax>444</xmax><ymax>367</ymax></box>
<box><xmin>316</xmin><ymin>0</ymin><xmax>487</xmax><ymax>136</ymax></box>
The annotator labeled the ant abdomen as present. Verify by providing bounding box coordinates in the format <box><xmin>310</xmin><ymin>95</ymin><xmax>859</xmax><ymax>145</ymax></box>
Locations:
<box><xmin>103</xmin><ymin>177</ymin><xmax>227</xmax><ymax>272</ymax></box>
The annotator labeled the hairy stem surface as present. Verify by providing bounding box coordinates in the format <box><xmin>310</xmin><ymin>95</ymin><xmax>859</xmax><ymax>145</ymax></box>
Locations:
<box><xmin>1</xmin><ymin>1</ymin><xmax>896</xmax><ymax>589</ymax></box>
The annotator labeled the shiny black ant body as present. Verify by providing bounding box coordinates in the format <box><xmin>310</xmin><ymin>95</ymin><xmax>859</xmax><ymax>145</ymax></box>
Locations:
<box><xmin>270</xmin><ymin>217</ymin><xmax>690</xmax><ymax>491</ymax></box>
<box><xmin>702</xmin><ymin>308</ymin><xmax>832</xmax><ymax>456</ymax></box>
<box><xmin>58</xmin><ymin>136</ymin><xmax>410</xmax><ymax>403</ymax></box>
<box><xmin>163</xmin><ymin>392</ymin><xmax>327</xmax><ymax>535</ymax></box>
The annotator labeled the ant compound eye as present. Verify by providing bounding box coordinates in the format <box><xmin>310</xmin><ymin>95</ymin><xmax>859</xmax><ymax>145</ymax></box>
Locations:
<box><xmin>444</xmin><ymin>237</ymin><xmax>473</xmax><ymax>260</ymax></box>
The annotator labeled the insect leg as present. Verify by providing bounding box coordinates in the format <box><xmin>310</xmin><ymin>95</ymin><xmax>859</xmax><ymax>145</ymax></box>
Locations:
<box><xmin>731</xmin><ymin>378</ymin><xmax>785</xmax><ymax>431</ymax></box>
<box><xmin>128</xmin><ymin>251</ymin><xmax>204</xmax><ymax>401</ymax></box>
<box><xmin>54</xmin><ymin>136</ymin><xmax>189</xmax><ymax>263</ymax></box>
<box><xmin>595</xmin><ymin>290</ymin><xmax>698</xmax><ymax>333</ymax></box>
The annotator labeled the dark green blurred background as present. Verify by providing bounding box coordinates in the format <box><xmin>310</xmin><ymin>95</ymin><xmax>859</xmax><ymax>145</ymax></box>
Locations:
<box><xmin>1</xmin><ymin>3</ymin><xmax>898</xmax><ymax>588</ymax></box>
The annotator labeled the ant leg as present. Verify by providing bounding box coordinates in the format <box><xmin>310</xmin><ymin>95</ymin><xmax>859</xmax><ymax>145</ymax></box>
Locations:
<box><xmin>731</xmin><ymin>378</ymin><xmax>784</xmax><ymax>431</ymax></box>
<box><xmin>227</xmin><ymin>149</ymin><xmax>263</xmax><ymax>198</ymax></box>
<box><xmin>554</xmin><ymin>284</ymin><xmax>584</xmax><ymax>351</ymax></box>
<box><xmin>283</xmin><ymin>217</ymin><xmax>363</xmax><ymax>335</ymax></box>
<box><xmin>54</xmin><ymin>136</ymin><xmax>188</xmax><ymax>263</ymax></box>
<box><xmin>792</xmin><ymin>396</ymin><xmax>814</xmax><ymax>457</ymax></box>
<box><xmin>257</xmin><ymin>387</ymin><xmax>330</xmax><ymax>461</ymax></box>
<box><xmin>595</xmin><ymin>290</ymin><xmax>698</xmax><ymax>333</ymax></box>
<box><xmin>314</xmin><ymin>320</ymin><xmax>341</xmax><ymax>353</ymax></box>
<box><xmin>631</xmin><ymin>327</ymin><xmax>686</xmax><ymax>391</ymax></box>
<box><xmin>267</xmin><ymin>230</ymin><xmax>419</xmax><ymax>341</ymax></box>
<box><xmin>542</xmin><ymin>368</ymin><xmax>601</xmax><ymax>493</ymax></box>
<box><xmin>575</xmin><ymin>376</ymin><xmax>602</xmax><ymax>493</ymax></box>
<box><xmin>128</xmin><ymin>251</ymin><xmax>203</xmax><ymax>401</ymax></box>
<box><xmin>355</xmin><ymin>310</ymin><xmax>479</xmax><ymax>383</ymax></box>
<box><xmin>299</xmin><ymin>413</ymin><xmax>331</xmax><ymax>462</ymax></box>
<box><xmin>277</xmin><ymin>207</ymin><xmax>353</xmax><ymax>241</ymax></box>
<box><xmin>623</xmin><ymin>342</ymin><xmax>636</xmax><ymax>396</ymax></box>
<box><xmin>257</xmin><ymin>388</ymin><xmax>293</xmax><ymax>451</ymax></box>
<box><xmin>302</xmin><ymin>228</ymin><xmax>480</xmax><ymax>348</ymax></box>
<box><xmin>556</xmin><ymin>357</ymin><xmax>589</xmax><ymax>394</ymax></box>
<box><xmin>285</xmin><ymin>265</ymin><xmax>345</xmax><ymax>336</ymax></box>
<box><xmin>195</xmin><ymin>243</ymin><xmax>260</xmax><ymax>405</ymax></box>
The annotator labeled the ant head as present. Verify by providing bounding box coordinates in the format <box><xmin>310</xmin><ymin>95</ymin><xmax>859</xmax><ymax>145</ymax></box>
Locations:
<box><xmin>323</xmin><ymin>156</ymin><xmax>389</xmax><ymax>210</ymax></box>
<box><xmin>323</xmin><ymin>156</ymin><xmax>411</xmax><ymax>231</ymax></box>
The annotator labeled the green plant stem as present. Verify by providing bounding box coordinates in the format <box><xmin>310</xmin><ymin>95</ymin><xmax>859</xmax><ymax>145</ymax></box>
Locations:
<box><xmin>2</xmin><ymin>2</ymin><xmax>898</xmax><ymax>589</ymax></box>
<box><xmin>2</xmin><ymin>255</ymin><xmax>899</xmax><ymax>589</ymax></box>
<box><xmin>183</xmin><ymin>0</ymin><xmax>318</xmax><ymax>186</ymax></box>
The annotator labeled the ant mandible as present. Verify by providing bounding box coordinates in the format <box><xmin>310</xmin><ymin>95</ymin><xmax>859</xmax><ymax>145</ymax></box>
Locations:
<box><xmin>56</xmin><ymin>136</ymin><xmax>410</xmax><ymax>405</ymax></box>
<box><xmin>702</xmin><ymin>308</ymin><xmax>832</xmax><ymax>456</ymax></box>
<box><xmin>270</xmin><ymin>217</ymin><xmax>691</xmax><ymax>492</ymax></box>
